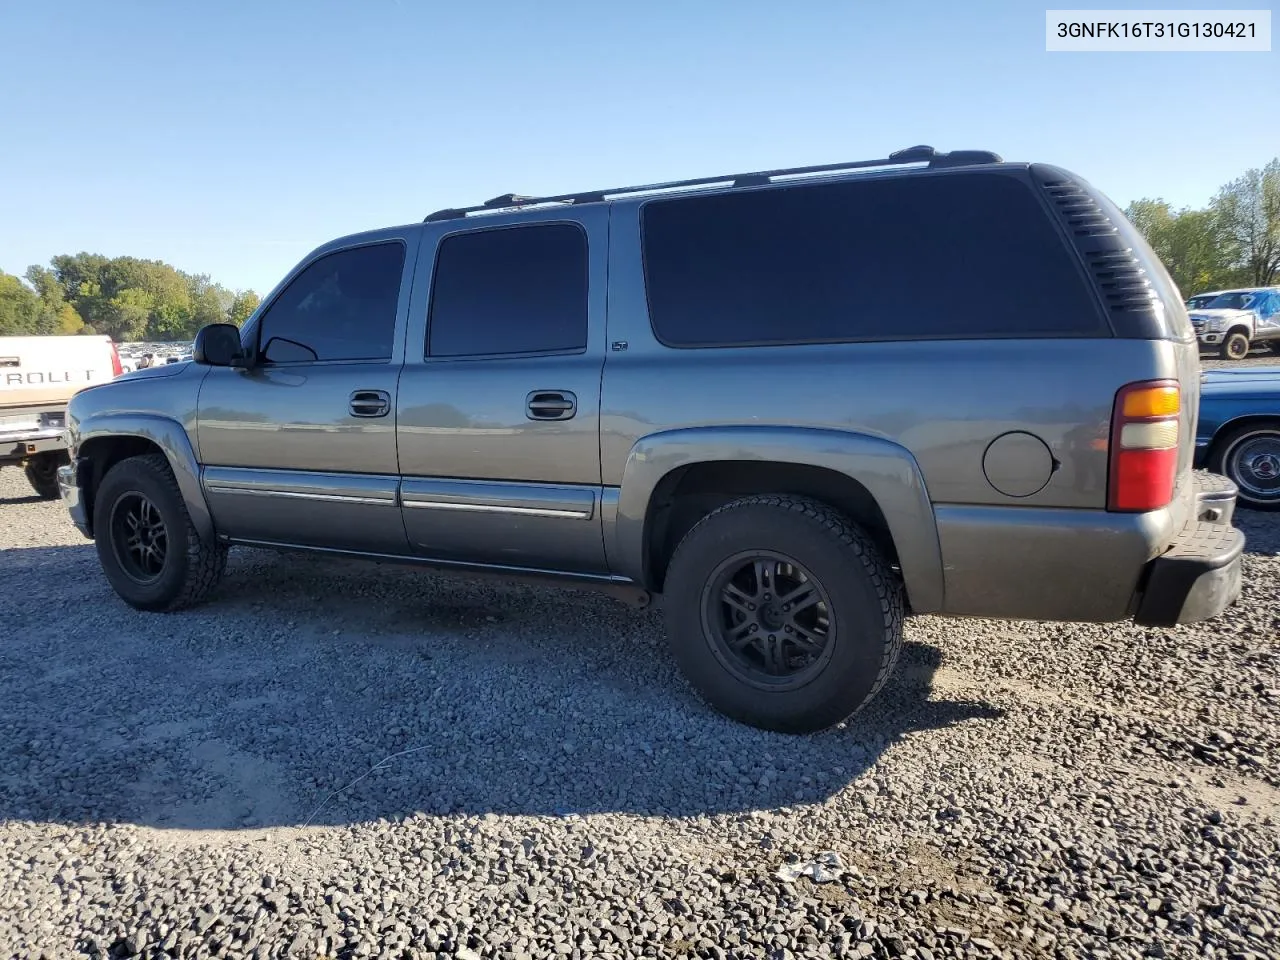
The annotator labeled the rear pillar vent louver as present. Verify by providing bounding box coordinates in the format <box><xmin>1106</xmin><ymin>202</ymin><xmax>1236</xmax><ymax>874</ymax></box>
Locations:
<box><xmin>1042</xmin><ymin>180</ymin><xmax>1120</xmax><ymax>238</ymax></box>
<box><xmin>1085</xmin><ymin>250</ymin><xmax>1160</xmax><ymax>314</ymax></box>
<box><xmin>1031</xmin><ymin>163</ymin><xmax>1173</xmax><ymax>340</ymax></box>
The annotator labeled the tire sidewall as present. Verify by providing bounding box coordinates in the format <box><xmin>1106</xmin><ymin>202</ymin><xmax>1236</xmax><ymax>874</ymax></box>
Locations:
<box><xmin>664</xmin><ymin>503</ymin><xmax>896</xmax><ymax>732</ymax></box>
<box><xmin>25</xmin><ymin>452</ymin><xmax>66</xmax><ymax>499</ymax></box>
<box><xmin>1216</xmin><ymin>426</ymin><xmax>1280</xmax><ymax>511</ymax></box>
<box><xmin>94</xmin><ymin>459</ymin><xmax>194</xmax><ymax>609</ymax></box>
<box><xmin>1221</xmin><ymin>333</ymin><xmax>1250</xmax><ymax>360</ymax></box>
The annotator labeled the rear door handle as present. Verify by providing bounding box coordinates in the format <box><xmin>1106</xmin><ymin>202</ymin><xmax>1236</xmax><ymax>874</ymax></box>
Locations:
<box><xmin>526</xmin><ymin>390</ymin><xmax>577</xmax><ymax>421</ymax></box>
<box><xmin>350</xmin><ymin>389</ymin><xmax>391</xmax><ymax>418</ymax></box>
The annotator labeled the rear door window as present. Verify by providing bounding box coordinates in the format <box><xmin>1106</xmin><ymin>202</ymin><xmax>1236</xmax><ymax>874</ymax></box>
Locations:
<box><xmin>427</xmin><ymin>223</ymin><xmax>588</xmax><ymax>358</ymax></box>
<box><xmin>641</xmin><ymin>172</ymin><xmax>1106</xmax><ymax>347</ymax></box>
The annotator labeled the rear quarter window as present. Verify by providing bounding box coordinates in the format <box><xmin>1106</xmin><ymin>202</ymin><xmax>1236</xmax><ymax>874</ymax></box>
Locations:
<box><xmin>641</xmin><ymin>172</ymin><xmax>1108</xmax><ymax>347</ymax></box>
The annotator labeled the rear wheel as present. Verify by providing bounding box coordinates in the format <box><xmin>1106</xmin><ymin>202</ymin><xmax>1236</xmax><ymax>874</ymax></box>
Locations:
<box><xmin>1213</xmin><ymin>422</ymin><xmax>1280</xmax><ymax>511</ymax></box>
<box><xmin>662</xmin><ymin>495</ymin><xmax>904</xmax><ymax>733</ymax></box>
<box><xmin>93</xmin><ymin>453</ymin><xmax>228</xmax><ymax>610</ymax></box>
<box><xmin>24</xmin><ymin>451</ymin><xmax>68</xmax><ymax>499</ymax></box>
<box><xmin>1220</xmin><ymin>331</ymin><xmax>1251</xmax><ymax>360</ymax></box>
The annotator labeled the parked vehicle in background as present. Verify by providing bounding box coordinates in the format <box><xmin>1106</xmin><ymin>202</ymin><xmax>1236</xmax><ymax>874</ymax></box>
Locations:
<box><xmin>0</xmin><ymin>335</ymin><xmax>123</xmax><ymax>498</ymax></box>
<box><xmin>1188</xmin><ymin>287</ymin><xmax>1280</xmax><ymax>360</ymax></box>
<box><xmin>1186</xmin><ymin>292</ymin><xmax>1220</xmax><ymax>311</ymax></box>
<box><xmin>56</xmin><ymin>146</ymin><xmax>1246</xmax><ymax>733</ymax></box>
<box><xmin>1197</xmin><ymin>365</ymin><xmax>1280</xmax><ymax>510</ymax></box>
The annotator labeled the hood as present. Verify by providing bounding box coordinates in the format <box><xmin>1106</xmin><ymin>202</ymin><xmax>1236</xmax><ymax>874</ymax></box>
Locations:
<box><xmin>116</xmin><ymin>361</ymin><xmax>191</xmax><ymax>381</ymax></box>
<box><xmin>1200</xmin><ymin>366</ymin><xmax>1280</xmax><ymax>399</ymax></box>
<box><xmin>1189</xmin><ymin>308</ymin><xmax>1254</xmax><ymax>322</ymax></box>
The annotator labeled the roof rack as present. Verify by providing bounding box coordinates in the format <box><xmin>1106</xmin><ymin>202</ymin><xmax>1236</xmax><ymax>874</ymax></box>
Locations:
<box><xmin>423</xmin><ymin>145</ymin><xmax>1003</xmax><ymax>223</ymax></box>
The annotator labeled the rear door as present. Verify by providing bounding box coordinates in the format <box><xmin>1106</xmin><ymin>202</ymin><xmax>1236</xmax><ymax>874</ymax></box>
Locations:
<box><xmin>197</xmin><ymin>233</ymin><xmax>418</xmax><ymax>554</ymax></box>
<box><xmin>396</xmin><ymin>207</ymin><xmax>609</xmax><ymax>574</ymax></box>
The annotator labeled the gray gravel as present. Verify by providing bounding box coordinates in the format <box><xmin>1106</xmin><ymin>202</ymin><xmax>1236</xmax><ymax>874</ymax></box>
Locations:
<box><xmin>1</xmin><ymin>467</ymin><xmax>1277</xmax><ymax>960</ymax></box>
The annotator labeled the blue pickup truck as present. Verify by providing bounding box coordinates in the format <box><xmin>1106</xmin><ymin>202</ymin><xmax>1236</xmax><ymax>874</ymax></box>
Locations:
<box><xmin>1197</xmin><ymin>366</ymin><xmax>1280</xmax><ymax>510</ymax></box>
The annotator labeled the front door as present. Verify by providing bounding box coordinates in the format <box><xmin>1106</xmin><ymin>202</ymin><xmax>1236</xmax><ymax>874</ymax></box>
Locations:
<box><xmin>395</xmin><ymin>209</ymin><xmax>609</xmax><ymax>574</ymax></box>
<box><xmin>198</xmin><ymin>234</ymin><xmax>417</xmax><ymax>554</ymax></box>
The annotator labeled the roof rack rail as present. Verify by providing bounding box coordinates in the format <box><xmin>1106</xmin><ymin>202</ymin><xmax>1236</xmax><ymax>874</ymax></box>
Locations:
<box><xmin>423</xmin><ymin>145</ymin><xmax>1003</xmax><ymax>222</ymax></box>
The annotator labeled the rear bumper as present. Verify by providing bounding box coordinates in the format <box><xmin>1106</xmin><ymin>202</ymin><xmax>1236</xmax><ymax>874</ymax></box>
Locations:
<box><xmin>934</xmin><ymin>471</ymin><xmax>1244</xmax><ymax>624</ymax></box>
<box><xmin>1134</xmin><ymin>473</ymin><xmax>1244</xmax><ymax>627</ymax></box>
<box><xmin>57</xmin><ymin>458</ymin><xmax>92</xmax><ymax>539</ymax></box>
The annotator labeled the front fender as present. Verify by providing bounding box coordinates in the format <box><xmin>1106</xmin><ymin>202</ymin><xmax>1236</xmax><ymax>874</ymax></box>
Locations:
<box><xmin>73</xmin><ymin>412</ymin><xmax>215</xmax><ymax>544</ymax></box>
<box><xmin>612</xmin><ymin>425</ymin><xmax>944</xmax><ymax>613</ymax></box>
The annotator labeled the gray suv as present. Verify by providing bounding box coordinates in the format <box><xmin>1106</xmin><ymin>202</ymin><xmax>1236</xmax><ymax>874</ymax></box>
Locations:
<box><xmin>57</xmin><ymin>146</ymin><xmax>1245</xmax><ymax>733</ymax></box>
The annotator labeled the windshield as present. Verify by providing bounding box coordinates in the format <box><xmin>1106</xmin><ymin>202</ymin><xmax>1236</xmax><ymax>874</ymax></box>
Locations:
<box><xmin>1204</xmin><ymin>292</ymin><xmax>1257</xmax><ymax>310</ymax></box>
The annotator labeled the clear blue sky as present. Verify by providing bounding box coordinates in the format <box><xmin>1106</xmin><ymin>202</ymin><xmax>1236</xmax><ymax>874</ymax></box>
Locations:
<box><xmin>2</xmin><ymin>1</ymin><xmax>1275</xmax><ymax>295</ymax></box>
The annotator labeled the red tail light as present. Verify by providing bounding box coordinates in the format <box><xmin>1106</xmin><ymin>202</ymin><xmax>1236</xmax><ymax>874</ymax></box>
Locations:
<box><xmin>110</xmin><ymin>341</ymin><xmax>123</xmax><ymax>377</ymax></box>
<box><xmin>1108</xmin><ymin>379</ymin><xmax>1180</xmax><ymax>512</ymax></box>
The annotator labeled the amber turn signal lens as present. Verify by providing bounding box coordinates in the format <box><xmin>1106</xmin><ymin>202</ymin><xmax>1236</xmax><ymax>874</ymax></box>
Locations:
<box><xmin>1121</xmin><ymin>386</ymin><xmax>1180</xmax><ymax>419</ymax></box>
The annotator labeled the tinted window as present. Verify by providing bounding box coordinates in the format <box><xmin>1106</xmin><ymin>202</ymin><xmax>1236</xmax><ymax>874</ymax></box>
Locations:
<box><xmin>641</xmin><ymin>173</ymin><xmax>1106</xmax><ymax>346</ymax></box>
<box><xmin>428</xmin><ymin>224</ymin><xmax>588</xmax><ymax>357</ymax></box>
<box><xmin>257</xmin><ymin>242</ymin><xmax>404</xmax><ymax>363</ymax></box>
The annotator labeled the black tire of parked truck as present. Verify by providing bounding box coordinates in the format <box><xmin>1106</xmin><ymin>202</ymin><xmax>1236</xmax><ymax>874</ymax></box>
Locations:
<box><xmin>662</xmin><ymin>495</ymin><xmax>905</xmax><ymax>734</ymax></box>
<box><xmin>1220</xmin><ymin>331</ymin><xmax>1251</xmax><ymax>360</ymax></box>
<box><xmin>93</xmin><ymin>453</ymin><xmax>229</xmax><ymax>611</ymax></box>
<box><xmin>24</xmin><ymin>451</ymin><xmax>68</xmax><ymax>500</ymax></box>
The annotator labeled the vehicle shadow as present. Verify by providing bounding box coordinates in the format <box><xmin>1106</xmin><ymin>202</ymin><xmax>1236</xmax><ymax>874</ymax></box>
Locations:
<box><xmin>0</xmin><ymin>545</ymin><xmax>1005</xmax><ymax>830</ymax></box>
<box><xmin>0</xmin><ymin>488</ymin><xmax>43</xmax><ymax>506</ymax></box>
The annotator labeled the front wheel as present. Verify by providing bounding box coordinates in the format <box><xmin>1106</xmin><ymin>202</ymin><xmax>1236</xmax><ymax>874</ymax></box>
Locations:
<box><xmin>1220</xmin><ymin>332</ymin><xmax>1251</xmax><ymax>360</ymax></box>
<box><xmin>662</xmin><ymin>495</ymin><xmax>905</xmax><ymax>733</ymax></box>
<box><xmin>1213</xmin><ymin>422</ymin><xmax>1280</xmax><ymax>511</ymax></box>
<box><xmin>24</xmin><ymin>451</ymin><xmax>68</xmax><ymax>499</ymax></box>
<box><xmin>93</xmin><ymin>453</ymin><xmax>229</xmax><ymax>610</ymax></box>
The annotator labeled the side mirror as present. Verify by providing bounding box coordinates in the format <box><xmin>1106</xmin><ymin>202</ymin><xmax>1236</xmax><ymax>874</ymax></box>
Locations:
<box><xmin>193</xmin><ymin>323</ymin><xmax>246</xmax><ymax>367</ymax></box>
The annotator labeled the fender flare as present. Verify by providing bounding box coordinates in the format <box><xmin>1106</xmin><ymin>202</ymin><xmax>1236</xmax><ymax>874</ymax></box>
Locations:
<box><xmin>611</xmin><ymin>425</ymin><xmax>944</xmax><ymax>613</ymax></box>
<box><xmin>75</xmin><ymin>413</ymin><xmax>215</xmax><ymax>543</ymax></box>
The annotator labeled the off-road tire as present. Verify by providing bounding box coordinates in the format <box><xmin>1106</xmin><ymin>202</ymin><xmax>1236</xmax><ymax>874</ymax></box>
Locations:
<box><xmin>1212</xmin><ymin>422</ymin><xmax>1280</xmax><ymax>512</ymax></box>
<box><xmin>1220</xmin><ymin>332</ymin><xmax>1251</xmax><ymax>360</ymax></box>
<box><xmin>662</xmin><ymin>495</ymin><xmax>905</xmax><ymax>733</ymax></box>
<box><xmin>93</xmin><ymin>453</ymin><xmax>228</xmax><ymax>610</ymax></box>
<box><xmin>24</xmin><ymin>451</ymin><xmax>68</xmax><ymax>500</ymax></box>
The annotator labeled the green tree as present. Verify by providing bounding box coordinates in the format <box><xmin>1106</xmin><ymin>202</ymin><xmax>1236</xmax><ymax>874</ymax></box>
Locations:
<box><xmin>56</xmin><ymin>302</ymin><xmax>86</xmax><ymax>334</ymax></box>
<box><xmin>99</xmin><ymin>288</ymin><xmax>153</xmax><ymax>342</ymax></box>
<box><xmin>1124</xmin><ymin>200</ymin><xmax>1239</xmax><ymax>295</ymax></box>
<box><xmin>0</xmin><ymin>272</ymin><xmax>48</xmax><ymax>335</ymax></box>
<box><xmin>228</xmin><ymin>290</ymin><xmax>260</xmax><ymax>327</ymax></box>
<box><xmin>1211</xmin><ymin>159</ymin><xmax>1280</xmax><ymax>286</ymax></box>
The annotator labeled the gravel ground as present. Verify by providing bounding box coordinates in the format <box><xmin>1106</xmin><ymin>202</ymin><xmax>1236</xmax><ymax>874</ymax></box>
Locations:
<box><xmin>1201</xmin><ymin>353</ymin><xmax>1280</xmax><ymax>370</ymax></box>
<box><xmin>1</xmin><ymin>465</ymin><xmax>1278</xmax><ymax>960</ymax></box>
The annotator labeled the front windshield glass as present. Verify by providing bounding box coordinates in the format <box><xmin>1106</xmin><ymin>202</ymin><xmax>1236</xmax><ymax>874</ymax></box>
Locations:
<box><xmin>1205</xmin><ymin>292</ymin><xmax>1256</xmax><ymax>310</ymax></box>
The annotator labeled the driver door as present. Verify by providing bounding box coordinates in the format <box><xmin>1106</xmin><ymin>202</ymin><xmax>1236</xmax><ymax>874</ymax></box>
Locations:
<box><xmin>197</xmin><ymin>231</ymin><xmax>419</xmax><ymax>554</ymax></box>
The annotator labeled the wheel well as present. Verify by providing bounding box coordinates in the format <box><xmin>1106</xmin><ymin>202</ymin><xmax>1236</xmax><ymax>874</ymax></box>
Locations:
<box><xmin>77</xmin><ymin>436</ymin><xmax>166</xmax><ymax>534</ymax></box>
<box><xmin>1225</xmin><ymin>326</ymin><xmax>1252</xmax><ymax>339</ymax></box>
<box><xmin>1210</xmin><ymin>416</ymin><xmax>1280</xmax><ymax>460</ymax></box>
<box><xmin>643</xmin><ymin>461</ymin><xmax>900</xmax><ymax>593</ymax></box>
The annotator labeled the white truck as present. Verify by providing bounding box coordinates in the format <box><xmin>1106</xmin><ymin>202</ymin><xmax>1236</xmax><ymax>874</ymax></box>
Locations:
<box><xmin>0</xmin><ymin>335</ymin><xmax>123</xmax><ymax>497</ymax></box>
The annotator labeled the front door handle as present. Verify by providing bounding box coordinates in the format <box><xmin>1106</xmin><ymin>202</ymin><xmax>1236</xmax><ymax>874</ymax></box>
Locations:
<box><xmin>526</xmin><ymin>390</ymin><xmax>577</xmax><ymax>421</ymax></box>
<box><xmin>350</xmin><ymin>389</ymin><xmax>391</xmax><ymax>418</ymax></box>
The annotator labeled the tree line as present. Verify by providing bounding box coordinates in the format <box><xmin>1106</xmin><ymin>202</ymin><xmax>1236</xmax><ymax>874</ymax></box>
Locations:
<box><xmin>1125</xmin><ymin>157</ymin><xmax>1279</xmax><ymax>296</ymax></box>
<box><xmin>0</xmin><ymin>254</ymin><xmax>260</xmax><ymax>341</ymax></box>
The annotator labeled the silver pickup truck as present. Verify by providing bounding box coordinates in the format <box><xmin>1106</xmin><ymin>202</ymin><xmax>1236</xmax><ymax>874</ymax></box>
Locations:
<box><xmin>1187</xmin><ymin>287</ymin><xmax>1280</xmax><ymax>360</ymax></box>
<box><xmin>56</xmin><ymin>146</ymin><xmax>1245</xmax><ymax>733</ymax></box>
